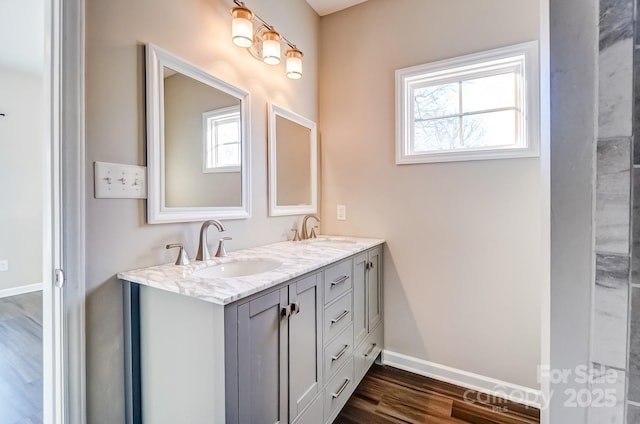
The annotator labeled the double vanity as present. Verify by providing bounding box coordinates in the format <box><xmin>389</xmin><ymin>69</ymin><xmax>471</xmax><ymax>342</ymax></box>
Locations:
<box><xmin>119</xmin><ymin>235</ymin><xmax>384</xmax><ymax>424</ymax></box>
<box><xmin>117</xmin><ymin>42</ymin><xmax>381</xmax><ymax>423</ymax></box>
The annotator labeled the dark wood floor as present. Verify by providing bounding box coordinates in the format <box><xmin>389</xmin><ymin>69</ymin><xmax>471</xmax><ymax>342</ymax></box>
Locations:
<box><xmin>0</xmin><ymin>291</ymin><xmax>43</xmax><ymax>424</ymax></box>
<box><xmin>335</xmin><ymin>365</ymin><xmax>540</xmax><ymax>424</ymax></box>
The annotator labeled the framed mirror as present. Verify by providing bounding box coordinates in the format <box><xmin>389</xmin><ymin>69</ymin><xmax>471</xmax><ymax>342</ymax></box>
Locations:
<box><xmin>268</xmin><ymin>104</ymin><xmax>317</xmax><ymax>216</ymax></box>
<box><xmin>146</xmin><ymin>43</ymin><xmax>251</xmax><ymax>223</ymax></box>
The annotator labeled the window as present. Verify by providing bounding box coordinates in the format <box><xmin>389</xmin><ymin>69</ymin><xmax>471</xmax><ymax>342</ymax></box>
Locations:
<box><xmin>396</xmin><ymin>41</ymin><xmax>539</xmax><ymax>164</ymax></box>
<box><xmin>203</xmin><ymin>106</ymin><xmax>241</xmax><ymax>173</ymax></box>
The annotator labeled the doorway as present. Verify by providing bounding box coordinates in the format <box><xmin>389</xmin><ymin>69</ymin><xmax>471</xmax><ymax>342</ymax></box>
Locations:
<box><xmin>0</xmin><ymin>0</ymin><xmax>47</xmax><ymax>422</ymax></box>
<box><xmin>0</xmin><ymin>0</ymin><xmax>79</xmax><ymax>422</ymax></box>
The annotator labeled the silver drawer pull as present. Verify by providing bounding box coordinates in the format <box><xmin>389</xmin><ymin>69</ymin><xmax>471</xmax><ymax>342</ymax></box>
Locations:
<box><xmin>331</xmin><ymin>344</ymin><xmax>349</xmax><ymax>362</ymax></box>
<box><xmin>364</xmin><ymin>342</ymin><xmax>377</xmax><ymax>357</ymax></box>
<box><xmin>331</xmin><ymin>310</ymin><xmax>349</xmax><ymax>324</ymax></box>
<box><xmin>332</xmin><ymin>378</ymin><xmax>351</xmax><ymax>399</ymax></box>
<box><xmin>331</xmin><ymin>275</ymin><xmax>349</xmax><ymax>287</ymax></box>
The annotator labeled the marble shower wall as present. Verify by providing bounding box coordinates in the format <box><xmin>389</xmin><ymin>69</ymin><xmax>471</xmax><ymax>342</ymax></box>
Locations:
<box><xmin>630</xmin><ymin>0</ymin><xmax>640</xmax><ymax>418</ymax></box>
<box><xmin>593</xmin><ymin>0</ymin><xmax>634</xmax><ymax>423</ymax></box>
<box><xmin>629</xmin><ymin>0</ymin><xmax>640</xmax><ymax>421</ymax></box>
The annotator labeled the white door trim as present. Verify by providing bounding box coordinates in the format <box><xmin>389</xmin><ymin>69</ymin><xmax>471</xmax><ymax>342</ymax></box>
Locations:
<box><xmin>42</xmin><ymin>0</ymin><xmax>86</xmax><ymax>422</ymax></box>
<box><xmin>42</xmin><ymin>0</ymin><xmax>62</xmax><ymax>421</ymax></box>
<box><xmin>538</xmin><ymin>1</ymin><xmax>551</xmax><ymax>423</ymax></box>
<box><xmin>60</xmin><ymin>0</ymin><xmax>87</xmax><ymax>420</ymax></box>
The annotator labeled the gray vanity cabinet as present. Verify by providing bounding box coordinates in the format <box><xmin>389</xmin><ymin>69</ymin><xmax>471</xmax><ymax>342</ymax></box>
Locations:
<box><xmin>125</xmin><ymin>244</ymin><xmax>383</xmax><ymax>424</ymax></box>
<box><xmin>236</xmin><ymin>286</ymin><xmax>289</xmax><ymax>424</ymax></box>
<box><xmin>354</xmin><ymin>246</ymin><xmax>382</xmax><ymax>342</ymax></box>
<box><xmin>367</xmin><ymin>246</ymin><xmax>382</xmax><ymax>331</ymax></box>
<box><xmin>288</xmin><ymin>274</ymin><xmax>323</xmax><ymax>421</ymax></box>
<box><xmin>235</xmin><ymin>273</ymin><xmax>322</xmax><ymax>424</ymax></box>
<box><xmin>352</xmin><ymin>246</ymin><xmax>383</xmax><ymax>381</ymax></box>
<box><xmin>353</xmin><ymin>254</ymin><xmax>368</xmax><ymax>347</ymax></box>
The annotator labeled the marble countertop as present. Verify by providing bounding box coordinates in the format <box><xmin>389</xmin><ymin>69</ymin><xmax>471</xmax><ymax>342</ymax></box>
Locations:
<box><xmin>117</xmin><ymin>235</ymin><xmax>384</xmax><ymax>306</ymax></box>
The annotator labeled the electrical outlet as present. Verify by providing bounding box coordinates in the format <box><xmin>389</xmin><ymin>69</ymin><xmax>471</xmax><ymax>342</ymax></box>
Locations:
<box><xmin>94</xmin><ymin>161</ymin><xmax>147</xmax><ymax>199</ymax></box>
<box><xmin>0</xmin><ymin>260</ymin><xmax>8</xmax><ymax>272</ymax></box>
<box><xmin>337</xmin><ymin>205</ymin><xmax>347</xmax><ymax>221</ymax></box>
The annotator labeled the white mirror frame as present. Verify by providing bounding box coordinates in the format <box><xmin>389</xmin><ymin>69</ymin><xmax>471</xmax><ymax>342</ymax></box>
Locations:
<box><xmin>146</xmin><ymin>43</ymin><xmax>251</xmax><ymax>223</ymax></box>
<box><xmin>268</xmin><ymin>103</ymin><xmax>318</xmax><ymax>216</ymax></box>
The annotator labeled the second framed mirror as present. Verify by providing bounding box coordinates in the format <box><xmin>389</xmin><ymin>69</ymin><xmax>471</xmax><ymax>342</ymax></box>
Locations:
<box><xmin>268</xmin><ymin>104</ymin><xmax>318</xmax><ymax>216</ymax></box>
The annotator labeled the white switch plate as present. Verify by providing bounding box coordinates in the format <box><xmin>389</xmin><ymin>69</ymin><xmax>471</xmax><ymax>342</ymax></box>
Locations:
<box><xmin>337</xmin><ymin>204</ymin><xmax>347</xmax><ymax>221</ymax></box>
<box><xmin>0</xmin><ymin>260</ymin><xmax>8</xmax><ymax>272</ymax></box>
<box><xmin>94</xmin><ymin>161</ymin><xmax>147</xmax><ymax>199</ymax></box>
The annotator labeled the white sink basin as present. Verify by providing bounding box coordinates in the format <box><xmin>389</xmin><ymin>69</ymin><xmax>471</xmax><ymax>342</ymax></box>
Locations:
<box><xmin>193</xmin><ymin>259</ymin><xmax>282</xmax><ymax>279</ymax></box>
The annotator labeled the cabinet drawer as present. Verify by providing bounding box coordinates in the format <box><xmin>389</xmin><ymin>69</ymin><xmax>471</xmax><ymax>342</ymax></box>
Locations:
<box><xmin>324</xmin><ymin>293</ymin><xmax>352</xmax><ymax>343</ymax></box>
<box><xmin>354</xmin><ymin>323</ymin><xmax>384</xmax><ymax>381</ymax></box>
<box><xmin>324</xmin><ymin>260</ymin><xmax>352</xmax><ymax>305</ymax></box>
<box><xmin>324</xmin><ymin>324</ymin><xmax>353</xmax><ymax>384</ymax></box>
<box><xmin>324</xmin><ymin>357</ymin><xmax>354</xmax><ymax>419</ymax></box>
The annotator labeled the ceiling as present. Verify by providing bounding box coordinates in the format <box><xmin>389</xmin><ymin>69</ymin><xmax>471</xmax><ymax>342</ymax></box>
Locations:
<box><xmin>0</xmin><ymin>0</ymin><xmax>44</xmax><ymax>75</ymax></box>
<box><xmin>304</xmin><ymin>0</ymin><xmax>368</xmax><ymax>16</ymax></box>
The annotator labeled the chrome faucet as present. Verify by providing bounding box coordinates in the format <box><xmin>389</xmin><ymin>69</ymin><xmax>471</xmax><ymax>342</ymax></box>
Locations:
<box><xmin>301</xmin><ymin>214</ymin><xmax>320</xmax><ymax>240</ymax></box>
<box><xmin>196</xmin><ymin>220</ymin><xmax>226</xmax><ymax>261</ymax></box>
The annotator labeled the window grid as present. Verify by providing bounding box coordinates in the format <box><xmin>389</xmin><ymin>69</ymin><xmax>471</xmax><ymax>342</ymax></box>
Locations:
<box><xmin>203</xmin><ymin>106</ymin><xmax>241</xmax><ymax>173</ymax></box>
<box><xmin>410</xmin><ymin>71</ymin><xmax>522</xmax><ymax>152</ymax></box>
<box><xmin>412</xmin><ymin>84</ymin><xmax>521</xmax><ymax>148</ymax></box>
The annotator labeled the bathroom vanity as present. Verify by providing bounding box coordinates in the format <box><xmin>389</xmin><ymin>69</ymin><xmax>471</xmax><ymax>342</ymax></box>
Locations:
<box><xmin>119</xmin><ymin>236</ymin><xmax>384</xmax><ymax>424</ymax></box>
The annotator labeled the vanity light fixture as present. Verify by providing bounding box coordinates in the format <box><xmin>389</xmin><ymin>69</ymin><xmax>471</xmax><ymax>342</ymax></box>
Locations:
<box><xmin>230</xmin><ymin>0</ymin><xmax>304</xmax><ymax>79</ymax></box>
<box><xmin>262</xmin><ymin>30</ymin><xmax>282</xmax><ymax>65</ymax></box>
<box><xmin>285</xmin><ymin>48</ymin><xmax>303</xmax><ymax>79</ymax></box>
<box><xmin>230</xmin><ymin>5</ymin><xmax>254</xmax><ymax>48</ymax></box>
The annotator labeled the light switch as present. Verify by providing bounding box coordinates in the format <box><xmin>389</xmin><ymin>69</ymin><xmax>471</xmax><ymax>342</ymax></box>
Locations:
<box><xmin>0</xmin><ymin>260</ymin><xmax>8</xmax><ymax>272</ymax></box>
<box><xmin>337</xmin><ymin>205</ymin><xmax>347</xmax><ymax>221</ymax></box>
<box><xmin>94</xmin><ymin>161</ymin><xmax>147</xmax><ymax>199</ymax></box>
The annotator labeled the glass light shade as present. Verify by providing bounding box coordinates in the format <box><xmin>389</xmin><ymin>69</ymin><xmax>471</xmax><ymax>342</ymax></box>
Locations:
<box><xmin>286</xmin><ymin>49</ymin><xmax>303</xmax><ymax>79</ymax></box>
<box><xmin>231</xmin><ymin>7</ymin><xmax>254</xmax><ymax>48</ymax></box>
<box><xmin>262</xmin><ymin>30</ymin><xmax>281</xmax><ymax>65</ymax></box>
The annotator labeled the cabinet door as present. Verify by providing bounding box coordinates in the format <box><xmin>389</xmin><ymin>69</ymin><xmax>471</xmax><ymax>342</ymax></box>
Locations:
<box><xmin>367</xmin><ymin>247</ymin><xmax>382</xmax><ymax>331</ymax></box>
<box><xmin>289</xmin><ymin>274</ymin><xmax>322</xmax><ymax>421</ymax></box>
<box><xmin>238</xmin><ymin>287</ymin><xmax>288</xmax><ymax>424</ymax></box>
<box><xmin>353</xmin><ymin>253</ymin><xmax>367</xmax><ymax>347</ymax></box>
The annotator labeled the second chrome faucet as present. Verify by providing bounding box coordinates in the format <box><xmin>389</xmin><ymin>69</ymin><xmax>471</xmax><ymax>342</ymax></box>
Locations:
<box><xmin>196</xmin><ymin>219</ymin><xmax>229</xmax><ymax>261</ymax></box>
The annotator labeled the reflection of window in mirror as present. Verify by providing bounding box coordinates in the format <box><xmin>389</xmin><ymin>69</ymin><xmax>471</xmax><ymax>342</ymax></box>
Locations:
<box><xmin>203</xmin><ymin>106</ymin><xmax>241</xmax><ymax>173</ymax></box>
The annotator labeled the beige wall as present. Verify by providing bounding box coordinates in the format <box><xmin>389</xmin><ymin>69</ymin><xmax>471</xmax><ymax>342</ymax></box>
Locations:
<box><xmin>0</xmin><ymin>68</ymin><xmax>43</xmax><ymax>292</ymax></box>
<box><xmin>85</xmin><ymin>0</ymin><xmax>318</xmax><ymax>421</ymax></box>
<box><xmin>164</xmin><ymin>73</ymin><xmax>241</xmax><ymax>208</ymax></box>
<box><xmin>320</xmin><ymin>0</ymin><xmax>542</xmax><ymax>388</ymax></box>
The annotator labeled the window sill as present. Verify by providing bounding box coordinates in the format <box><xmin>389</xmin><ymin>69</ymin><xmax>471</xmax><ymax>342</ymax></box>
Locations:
<box><xmin>396</xmin><ymin>144</ymin><xmax>540</xmax><ymax>164</ymax></box>
<box><xmin>203</xmin><ymin>166</ymin><xmax>241</xmax><ymax>173</ymax></box>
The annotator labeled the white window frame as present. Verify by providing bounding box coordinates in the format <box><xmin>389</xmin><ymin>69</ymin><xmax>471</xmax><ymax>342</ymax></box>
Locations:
<box><xmin>202</xmin><ymin>105</ymin><xmax>241</xmax><ymax>173</ymax></box>
<box><xmin>395</xmin><ymin>41</ymin><xmax>540</xmax><ymax>164</ymax></box>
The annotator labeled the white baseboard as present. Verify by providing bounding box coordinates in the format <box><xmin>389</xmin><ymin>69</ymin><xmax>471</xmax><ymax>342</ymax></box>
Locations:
<box><xmin>382</xmin><ymin>350</ymin><xmax>542</xmax><ymax>409</ymax></box>
<box><xmin>0</xmin><ymin>283</ymin><xmax>43</xmax><ymax>299</ymax></box>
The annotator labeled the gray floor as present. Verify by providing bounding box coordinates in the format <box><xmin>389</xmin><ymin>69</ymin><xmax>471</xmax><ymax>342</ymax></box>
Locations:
<box><xmin>0</xmin><ymin>291</ymin><xmax>43</xmax><ymax>424</ymax></box>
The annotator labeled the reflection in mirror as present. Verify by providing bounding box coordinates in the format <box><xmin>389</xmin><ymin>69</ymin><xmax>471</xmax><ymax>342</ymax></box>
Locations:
<box><xmin>268</xmin><ymin>104</ymin><xmax>317</xmax><ymax>216</ymax></box>
<box><xmin>146</xmin><ymin>44</ymin><xmax>251</xmax><ymax>223</ymax></box>
<box><xmin>163</xmin><ymin>68</ymin><xmax>241</xmax><ymax>208</ymax></box>
<box><xmin>275</xmin><ymin>115</ymin><xmax>312</xmax><ymax>206</ymax></box>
